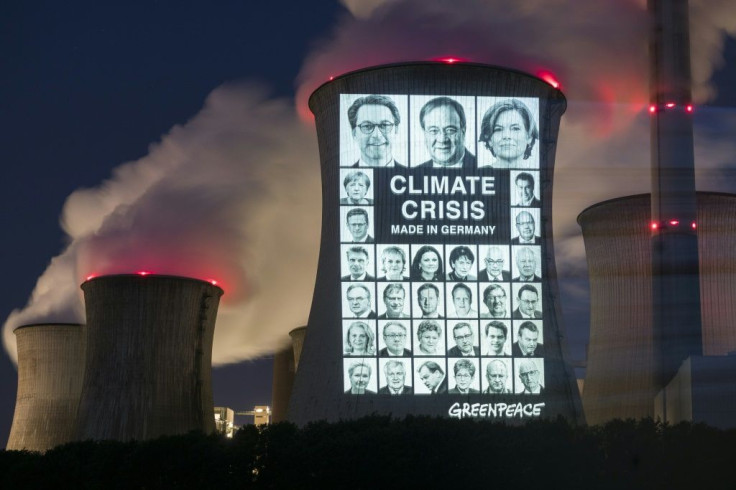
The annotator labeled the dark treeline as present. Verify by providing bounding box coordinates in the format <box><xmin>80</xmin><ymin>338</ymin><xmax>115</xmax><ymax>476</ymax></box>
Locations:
<box><xmin>2</xmin><ymin>416</ymin><xmax>735</xmax><ymax>489</ymax></box>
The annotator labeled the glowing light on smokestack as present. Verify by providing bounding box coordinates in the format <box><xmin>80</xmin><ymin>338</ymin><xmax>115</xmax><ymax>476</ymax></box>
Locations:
<box><xmin>137</xmin><ymin>271</ymin><xmax>152</xmax><ymax>276</ymax></box>
<box><xmin>686</xmin><ymin>104</ymin><xmax>693</xmax><ymax>113</ymax></box>
<box><xmin>665</xmin><ymin>102</ymin><xmax>676</xmax><ymax>108</ymax></box>
<box><xmin>691</xmin><ymin>221</ymin><xmax>697</xmax><ymax>230</ymax></box>
<box><xmin>536</xmin><ymin>71</ymin><xmax>560</xmax><ymax>89</ymax></box>
<box><xmin>650</xmin><ymin>221</ymin><xmax>659</xmax><ymax>231</ymax></box>
<box><xmin>649</xmin><ymin>105</ymin><xmax>657</xmax><ymax>114</ymax></box>
<box><xmin>669</xmin><ymin>220</ymin><xmax>679</xmax><ymax>226</ymax></box>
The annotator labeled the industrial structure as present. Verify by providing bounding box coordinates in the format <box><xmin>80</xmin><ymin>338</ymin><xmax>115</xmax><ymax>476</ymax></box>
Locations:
<box><xmin>579</xmin><ymin>0</ymin><xmax>736</xmax><ymax>428</ymax></box>
<box><xmin>579</xmin><ymin>193</ymin><xmax>736</xmax><ymax>425</ymax></box>
<box><xmin>288</xmin><ymin>62</ymin><xmax>583</xmax><ymax>424</ymax></box>
<box><xmin>6</xmin><ymin>323</ymin><xmax>85</xmax><ymax>451</ymax></box>
<box><xmin>75</xmin><ymin>274</ymin><xmax>223</xmax><ymax>441</ymax></box>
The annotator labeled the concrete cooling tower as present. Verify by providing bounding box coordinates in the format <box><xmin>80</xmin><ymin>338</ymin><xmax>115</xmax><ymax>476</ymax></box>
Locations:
<box><xmin>288</xmin><ymin>62</ymin><xmax>583</xmax><ymax>424</ymax></box>
<box><xmin>75</xmin><ymin>274</ymin><xmax>223</xmax><ymax>441</ymax></box>
<box><xmin>6</xmin><ymin>323</ymin><xmax>85</xmax><ymax>452</ymax></box>
<box><xmin>579</xmin><ymin>192</ymin><xmax>736</xmax><ymax>425</ymax></box>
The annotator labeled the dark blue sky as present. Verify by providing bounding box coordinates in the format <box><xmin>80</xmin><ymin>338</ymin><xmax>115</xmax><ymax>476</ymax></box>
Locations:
<box><xmin>1</xmin><ymin>0</ymin><xmax>734</xmax><ymax>445</ymax></box>
<box><xmin>0</xmin><ymin>0</ymin><xmax>344</xmax><ymax>444</ymax></box>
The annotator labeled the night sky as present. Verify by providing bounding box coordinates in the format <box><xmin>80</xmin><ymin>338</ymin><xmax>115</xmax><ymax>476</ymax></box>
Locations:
<box><xmin>1</xmin><ymin>0</ymin><xmax>734</xmax><ymax>445</ymax></box>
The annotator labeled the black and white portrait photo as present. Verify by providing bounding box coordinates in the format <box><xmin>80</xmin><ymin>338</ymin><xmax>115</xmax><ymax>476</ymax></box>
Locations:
<box><xmin>378</xmin><ymin>320</ymin><xmax>412</xmax><ymax>357</ymax></box>
<box><xmin>515</xmin><ymin>358</ymin><xmax>545</xmax><ymax>395</ymax></box>
<box><xmin>511</xmin><ymin>283</ymin><xmax>543</xmax><ymax>319</ymax></box>
<box><xmin>480</xmin><ymin>283</ymin><xmax>511</xmax><ymax>319</ymax></box>
<box><xmin>511</xmin><ymin>208</ymin><xmax>541</xmax><ymax>245</ymax></box>
<box><xmin>342</xmin><ymin>282</ymin><xmax>377</xmax><ymax>319</ymax></box>
<box><xmin>343</xmin><ymin>359</ymin><xmax>378</xmax><ymax>395</ymax></box>
<box><xmin>512</xmin><ymin>320</ymin><xmax>544</xmax><ymax>357</ymax></box>
<box><xmin>342</xmin><ymin>320</ymin><xmax>377</xmax><ymax>356</ymax></box>
<box><xmin>447</xmin><ymin>321</ymin><xmax>480</xmax><ymax>357</ymax></box>
<box><xmin>448</xmin><ymin>358</ymin><xmax>481</xmax><ymax>394</ymax></box>
<box><xmin>377</xmin><ymin>282</ymin><xmax>411</xmax><ymax>319</ymax></box>
<box><xmin>413</xmin><ymin>319</ymin><xmax>445</xmax><ymax>356</ymax></box>
<box><xmin>413</xmin><ymin>282</ymin><xmax>445</xmax><ymax>319</ymax></box>
<box><xmin>511</xmin><ymin>171</ymin><xmax>541</xmax><ymax>207</ymax></box>
<box><xmin>446</xmin><ymin>282</ymin><xmax>479</xmax><ymax>319</ymax></box>
<box><xmin>415</xmin><ymin>359</ymin><xmax>448</xmax><ymax>395</ymax></box>
<box><xmin>376</xmin><ymin>244</ymin><xmax>410</xmax><ymax>281</ymax></box>
<box><xmin>340</xmin><ymin>244</ymin><xmax>376</xmax><ymax>281</ymax></box>
<box><xmin>341</xmin><ymin>207</ymin><xmax>375</xmax><ymax>243</ymax></box>
<box><xmin>511</xmin><ymin>246</ymin><xmax>542</xmax><ymax>282</ymax></box>
<box><xmin>410</xmin><ymin>244</ymin><xmax>445</xmax><ymax>282</ymax></box>
<box><xmin>410</xmin><ymin>95</ymin><xmax>476</xmax><ymax>169</ymax></box>
<box><xmin>446</xmin><ymin>245</ymin><xmax>478</xmax><ymax>281</ymax></box>
<box><xmin>482</xmin><ymin>358</ymin><xmax>513</xmax><ymax>394</ymax></box>
<box><xmin>481</xmin><ymin>320</ymin><xmax>511</xmax><ymax>356</ymax></box>
<box><xmin>477</xmin><ymin>97</ymin><xmax>539</xmax><ymax>169</ymax></box>
<box><xmin>378</xmin><ymin>359</ymin><xmax>413</xmax><ymax>395</ymax></box>
<box><xmin>478</xmin><ymin>245</ymin><xmax>511</xmax><ymax>282</ymax></box>
<box><xmin>339</xmin><ymin>169</ymin><xmax>374</xmax><ymax>205</ymax></box>
<box><xmin>340</xmin><ymin>94</ymin><xmax>408</xmax><ymax>168</ymax></box>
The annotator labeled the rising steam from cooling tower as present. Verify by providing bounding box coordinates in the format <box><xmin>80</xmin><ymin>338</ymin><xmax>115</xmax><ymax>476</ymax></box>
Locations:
<box><xmin>4</xmin><ymin>0</ymin><xmax>736</xmax><ymax>366</ymax></box>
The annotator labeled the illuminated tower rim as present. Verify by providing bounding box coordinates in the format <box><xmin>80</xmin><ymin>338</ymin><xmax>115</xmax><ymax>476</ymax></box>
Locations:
<box><xmin>81</xmin><ymin>274</ymin><xmax>224</xmax><ymax>296</ymax></box>
<box><xmin>309</xmin><ymin>61</ymin><xmax>566</xmax><ymax>111</ymax></box>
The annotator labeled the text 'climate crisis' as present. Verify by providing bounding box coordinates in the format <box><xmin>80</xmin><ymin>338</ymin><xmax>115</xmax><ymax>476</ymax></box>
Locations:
<box><xmin>390</xmin><ymin>175</ymin><xmax>496</xmax><ymax>220</ymax></box>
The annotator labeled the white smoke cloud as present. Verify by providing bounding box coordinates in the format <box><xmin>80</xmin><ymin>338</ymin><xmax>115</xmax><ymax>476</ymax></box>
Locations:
<box><xmin>3</xmin><ymin>84</ymin><xmax>321</xmax><ymax>365</ymax></box>
<box><xmin>4</xmin><ymin>0</ymin><xmax>735</xmax><ymax>366</ymax></box>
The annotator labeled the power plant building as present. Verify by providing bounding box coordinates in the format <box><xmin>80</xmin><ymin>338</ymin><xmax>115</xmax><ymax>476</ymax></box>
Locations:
<box><xmin>288</xmin><ymin>62</ymin><xmax>583</xmax><ymax>424</ymax></box>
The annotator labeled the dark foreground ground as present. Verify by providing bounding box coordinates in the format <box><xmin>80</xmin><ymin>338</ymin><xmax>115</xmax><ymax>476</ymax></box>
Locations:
<box><xmin>2</xmin><ymin>416</ymin><xmax>735</xmax><ymax>489</ymax></box>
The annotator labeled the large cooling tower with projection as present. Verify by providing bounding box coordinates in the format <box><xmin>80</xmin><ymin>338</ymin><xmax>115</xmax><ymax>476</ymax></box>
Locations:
<box><xmin>288</xmin><ymin>62</ymin><xmax>583</xmax><ymax>423</ymax></box>
<box><xmin>75</xmin><ymin>274</ymin><xmax>222</xmax><ymax>441</ymax></box>
<box><xmin>578</xmin><ymin>192</ymin><xmax>736</xmax><ymax>425</ymax></box>
<box><xmin>6</xmin><ymin>323</ymin><xmax>85</xmax><ymax>451</ymax></box>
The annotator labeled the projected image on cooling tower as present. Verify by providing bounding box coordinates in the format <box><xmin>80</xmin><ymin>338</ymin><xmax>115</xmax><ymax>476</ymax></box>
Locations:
<box><xmin>339</xmin><ymin>93</ymin><xmax>546</xmax><ymax>405</ymax></box>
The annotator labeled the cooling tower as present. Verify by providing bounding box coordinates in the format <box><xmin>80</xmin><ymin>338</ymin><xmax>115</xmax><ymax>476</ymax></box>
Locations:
<box><xmin>579</xmin><ymin>192</ymin><xmax>736</xmax><ymax>424</ymax></box>
<box><xmin>6</xmin><ymin>323</ymin><xmax>85</xmax><ymax>451</ymax></box>
<box><xmin>75</xmin><ymin>274</ymin><xmax>223</xmax><ymax>441</ymax></box>
<box><xmin>288</xmin><ymin>62</ymin><xmax>583</xmax><ymax>424</ymax></box>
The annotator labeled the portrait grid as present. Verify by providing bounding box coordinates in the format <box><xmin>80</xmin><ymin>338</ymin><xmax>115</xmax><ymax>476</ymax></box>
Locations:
<box><xmin>339</xmin><ymin>93</ymin><xmax>545</xmax><ymax>396</ymax></box>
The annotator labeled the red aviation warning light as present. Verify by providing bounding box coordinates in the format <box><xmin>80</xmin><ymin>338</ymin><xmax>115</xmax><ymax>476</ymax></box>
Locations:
<box><xmin>650</xmin><ymin>221</ymin><xmax>659</xmax><ymax>231</ymax></box>
<box><xmin>433</xmin><ymin>56</ymin><xmax>469</xmax><ymax>64</ymax></box>
<box><xmin>537</xmin><ymin>71</ymin><xmax>561</xmax><ymax>89</ymax></box>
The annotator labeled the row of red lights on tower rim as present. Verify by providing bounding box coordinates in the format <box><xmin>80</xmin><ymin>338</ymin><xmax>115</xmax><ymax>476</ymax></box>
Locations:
<box><xmin>650</xmin><ymin>220</ymin><xmax>697</xmax><ymax>231</ymax></box>
<box><xmin>649</xmin><ymin>102</ymin><xmax>694</xmax><ymax>113</ymax></box>
<box><xmin>84</xmin><ymin>272</ymin><xmax>219</xmax><ymax>287</ymax></box>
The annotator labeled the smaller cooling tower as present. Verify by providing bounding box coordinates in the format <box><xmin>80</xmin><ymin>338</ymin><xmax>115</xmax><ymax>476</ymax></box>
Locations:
<box><xmin>6</xmin><ymin>323</ymin><xmax>85</xmax><ymax>452</ymax></box>
<box><xmin>271</xmin><ymin>346</ymin><xmax>295</xmax><ymax>423</ymax></box>
<box><xmin>75</xmin><ymin>274</ymin><xmax>223</xmax><ymax>441</ymax></box>
<box><xmin>289</xmin><ymin>326</ymin><xmax>307</xmax><ymax>370</ymax></box>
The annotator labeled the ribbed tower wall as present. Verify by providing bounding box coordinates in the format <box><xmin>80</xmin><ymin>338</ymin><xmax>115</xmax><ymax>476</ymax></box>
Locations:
<box><xmin>579</xmin><ymin>192</ymin><xmax>736</xmax><ymax>424</ymax></box>
<box><xmin>6</xmin><ymin>323</ymin><xmax>85</xmax><ymax>451</ymax></box>
<box><xmin>288</xmin><ymin>62</ymin><xmax>582</xmax><ymax>424</ymax></box>
<box><xmin>76</xmin><ymin>275</ymin><xmax>222</xmax><ymax>441</ymax></box>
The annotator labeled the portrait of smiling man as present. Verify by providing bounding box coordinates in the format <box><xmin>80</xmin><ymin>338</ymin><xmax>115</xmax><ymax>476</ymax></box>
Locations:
<box><xmin>414</xmin><ymin>96</ymin><xmax>476</xmax><ymax>168</ymax></box>
<box><xmin>346</xmin><ymin>94</ymin><xmax>405</xmax><ymax>168</ymax></box>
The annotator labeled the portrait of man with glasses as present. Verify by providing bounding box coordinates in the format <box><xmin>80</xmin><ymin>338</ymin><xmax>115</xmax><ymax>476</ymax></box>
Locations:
<box><xmin>512</xmin><ymin>284</ymin><xmax>542</xmax><ymax>319</ymax></box>
<box><xmin>447</xmin><ymin>322</ymin><xmax>480</xmax><ymax>356</ymax></box>
<box><xmin>345</xmin><ymin>94</ymin><xmax>405</xmax><ymax>168</ymax></box>
<box><xmin>516</xmin><ymin>358</ymin><xmax>545</xmax><ymax>394</ymax></box>
<box><xmin>378</xmin><ymin>321</ymin><xmax>412</xmax><ymax>357</ymax></box>
<box><xmin>479</xmin><ymin>246</ymin><xmax>511</xmax><ymax>282</ymax></box>
<box><xmin>414</xmin><ymin>96</ymin><xmax>476</xmax><ymax>169</ymax></box>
